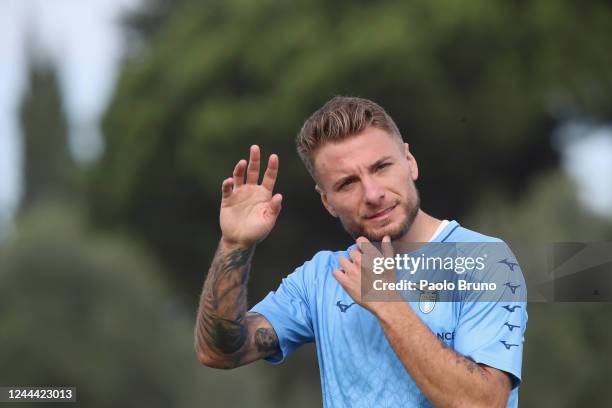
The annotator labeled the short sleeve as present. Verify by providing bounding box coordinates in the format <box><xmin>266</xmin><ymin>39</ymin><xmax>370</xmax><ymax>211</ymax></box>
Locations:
<box><xmin>249</xmin><ymin>261</ymin><xmax>316</xmax><ymax>364</ymax></box>
<box><xmin>454</xmin><ymin>243</ymin><xmax>528</xmax><ymax>389</ymax></box>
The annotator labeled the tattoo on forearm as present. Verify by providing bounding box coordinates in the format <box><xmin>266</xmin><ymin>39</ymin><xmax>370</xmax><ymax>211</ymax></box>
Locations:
<box><xmin>196</xmin><ymin>244</ymin><xmax>254</xmax><ymax>357</ymax></box>
<box><xmin>455</xmin><ymin>354</ymin><xmax>489</xmax><ymax>381</ymax></box>
<box><xmin>226</xmin><ymin>248</ymin><xmax>253</xmax><ymax>273</ymax></box>
<box><xmin>439</xmin><ymin>338</ymin><xmax>489</xmax><ymax>381</ymax></box>
<box><xmin>255</xmin><ymin>328</ymin><xmax>280</xmax><ymax>353</ymax></box>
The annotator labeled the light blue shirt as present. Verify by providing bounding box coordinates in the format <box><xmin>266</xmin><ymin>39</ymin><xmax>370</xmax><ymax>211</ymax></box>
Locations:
<box><xmin>251</xmin><ymin>221</ymin><xmax>527</xmax><ymax>407</ymax></box>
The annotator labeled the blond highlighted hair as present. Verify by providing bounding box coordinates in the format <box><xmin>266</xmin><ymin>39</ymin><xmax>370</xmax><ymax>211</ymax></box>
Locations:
<box><xmin>296</xmin><ymin>96</ymin><xmax>403</xmax><ymax>177</ymax></box>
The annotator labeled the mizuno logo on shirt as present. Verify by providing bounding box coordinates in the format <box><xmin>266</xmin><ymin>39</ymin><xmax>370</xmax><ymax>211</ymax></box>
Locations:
<box><xmin>504</xmin><ymin>282</ymin><xmax>521</xmax><ymax>294</ymax></box>
<box><xmin>500</xmin><ymin>340</ymin><xmax>519</xmax><ymax>350</ymax></box>
<box><xmin>498</xmin><ymin>258</ymin><xmax>519</xmax><ymax>272</ymax></box>
<box><xmin>502</xmin><ymin>305</ymin><xmax>521</xmax><ymax>312</ymax></box>
<box><xmin>504</xmin><ymin>322</ymin><xmax>520</xmax><ymax>331</ymax></box>
<box><xmin>336</xmin><ymin>300</ymin><xmax>356</xmax><ymax>313</ymax></box>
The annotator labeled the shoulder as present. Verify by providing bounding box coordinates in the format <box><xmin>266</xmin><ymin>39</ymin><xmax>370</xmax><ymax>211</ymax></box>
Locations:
<box><xmin>448</xmin><ymin>225</ymin><xmax>526</xmax><ymax>302</ymax></box>
<box><xmin>298</xmin><ymin>245</ymin><xmax>355</xmax><ymax>274</ymax></box>
<box><xmin>446</xmin><ymin>222</ymin><xmax>505</xmax><ymax>244</ymax></box>
<box><xmin>447</xmin><ymin>222</ymin><xmax>515</xmax><ymax>257</ymax></box>
<box><xmin>445</xmin><ymin>222</ymin><xmax>517</xmax><ymax>259</ymax></box>
<box><xmin>279</xmin><ymin>247</ymin><xmax>351</xmax><ymax>303</ymax></box>
<box><xmin>290</xmin><ymin>246</ymin><xmax>353</xmax><ymax>282</ymax></box>
<box><xmin>301</xmin><ymin>248</ymin><xmax>343</xmax><ymax>268</ymax></box>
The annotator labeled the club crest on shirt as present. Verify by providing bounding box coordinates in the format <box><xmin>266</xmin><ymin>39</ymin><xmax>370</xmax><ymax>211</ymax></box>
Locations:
<box><xmin>419</xmin><ymin>290</ymin><xmax>437</xmax><ymax>314</ymax></box>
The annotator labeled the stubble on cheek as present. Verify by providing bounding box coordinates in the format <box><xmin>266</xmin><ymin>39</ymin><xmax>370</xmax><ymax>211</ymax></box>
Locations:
<box><xmin>339</xmin><ymin>203</ymin><xmax>403</xmax><ymax>241</ymax></box>
<box><xmin>339</xmin><ymin>188</ymin><xmax>420</xmax><ymax>242</ymax></box>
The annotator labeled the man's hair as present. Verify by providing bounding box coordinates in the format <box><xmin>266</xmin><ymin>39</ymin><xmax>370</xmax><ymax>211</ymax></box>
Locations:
<box><xmin>296</xmin><ymin>96</ymin><xmax>403</xmax><ymax>178</ymax></box>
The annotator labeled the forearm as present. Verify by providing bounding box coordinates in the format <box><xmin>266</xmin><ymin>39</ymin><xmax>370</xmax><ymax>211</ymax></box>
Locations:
<box><xmin>195</xmin><ymin>238</ymin><xmax>255</xmax><ymax>362</ymax></box>
<box><xmin>375</xmin><ymin>302</ymin><xmax>509</xmax><ymax>407</ymax></box>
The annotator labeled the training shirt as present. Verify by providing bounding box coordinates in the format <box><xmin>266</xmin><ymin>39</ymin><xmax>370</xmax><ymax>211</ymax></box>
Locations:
<box><xmin>250</xmin><ymin>220</ymin><xmax>528</xmax><ymax>407</ymax></box>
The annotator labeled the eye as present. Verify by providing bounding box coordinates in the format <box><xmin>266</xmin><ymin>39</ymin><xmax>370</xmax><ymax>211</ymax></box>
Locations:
<box><xmin>376</xmin><ymin>162</ymin><xmax>391</xmax><ymax>171</ymax></box>
<box><xmin>338</xmin><ymin>180</ymin><xmax>353</xmax><ymax>190</ymax></box>
<box><xmin>336</xmin><ymin>178</ymin><xmax>357</xmax><ymax>191</ymax></box>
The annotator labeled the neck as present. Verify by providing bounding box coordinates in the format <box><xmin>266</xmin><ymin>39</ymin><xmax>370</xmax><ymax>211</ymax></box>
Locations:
<box><xmin>397</xmin><ymin>210</ymin><xmax>442</xmax><ymax>243</ymax></box>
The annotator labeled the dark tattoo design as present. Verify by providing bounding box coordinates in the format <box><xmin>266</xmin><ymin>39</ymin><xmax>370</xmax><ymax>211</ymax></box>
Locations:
<box><xmin>455</xmin><ymin>355</ymin><xmax>489</xmax><ymax>381</ymax></box>
<box><xmin>197</xmin><ymin>244</ymin><xmax>253</xmax><ymax>357</ymax></box>
<box><xmin>255</xmin><ymin>328</ymin><xmax>280</xmax><ymax>353</ymax></box>
<box><xmin>439</xmin><ymin>337</ymin><xmax>489</xmax><ymax>381</ymax></box>
<box><xmin>207</xmin><ymin>314</ymin><xmax>248</xmax><ymax>354</ymax></box>
<box><xmin>196</xmin><ymin>243</ymin><xmax>281</xmax><ymax>366</ymax></box>
<box><xmin>226</xmin><ymin>248</ymin><xmax>253</xmax><ymax>273</ymax></box>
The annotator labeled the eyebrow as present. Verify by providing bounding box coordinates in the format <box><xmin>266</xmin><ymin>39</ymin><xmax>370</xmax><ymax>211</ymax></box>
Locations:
<box><xmin>368</xmin><ymin>156</ymin><xmax>394</xmax><ymax>172</ymax></box>
<box><xmin>332</xmin><ymin>156</ymin><xmax>394</xmax><ymax>190</ymax></box>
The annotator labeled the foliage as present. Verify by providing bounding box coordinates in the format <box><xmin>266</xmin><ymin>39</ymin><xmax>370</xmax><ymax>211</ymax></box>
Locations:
<box><xmin>0</xmin><ymin>203</ymin><xmax>321</xmax><ymax>407</ymax></box>
<box><xmin>19</xmin><ymin>63</ymin><xmax>73</xmax><ymax>210</ymax></box>
<box><xmin>0</xmin><ymin>204</ymin><xmax>197</xmax><ymax>406</ymax></box>
<box><xmin>6</xmin><ymin>55</ymin><xmax>321</xmax><ymax>406</ymax></box>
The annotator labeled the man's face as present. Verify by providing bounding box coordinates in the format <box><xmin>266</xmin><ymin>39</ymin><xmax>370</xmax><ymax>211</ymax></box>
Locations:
<box><xmin>313</xmin><ymin>127</ymin><xmax>421</xmax><ymax>242</ymax></box>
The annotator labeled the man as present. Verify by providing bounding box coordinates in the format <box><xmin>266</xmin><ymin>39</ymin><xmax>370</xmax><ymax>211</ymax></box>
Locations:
<box><xmin>195</xmin><ymin>96</ymin><xmax>527</xmax><ymax>407</ymax></box>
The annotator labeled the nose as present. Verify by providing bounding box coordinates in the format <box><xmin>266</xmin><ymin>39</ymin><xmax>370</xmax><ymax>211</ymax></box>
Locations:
<box><xmin>362</xmin><ymin>176</ymin><xmax>385</xmax><ymax>206</ymax></box>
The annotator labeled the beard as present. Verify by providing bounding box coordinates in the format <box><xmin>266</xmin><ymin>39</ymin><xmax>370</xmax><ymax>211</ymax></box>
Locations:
<box><xmin>340</xmin><ymin>186</ymin><xmax>421</xmax><ymax>242</ymax></box>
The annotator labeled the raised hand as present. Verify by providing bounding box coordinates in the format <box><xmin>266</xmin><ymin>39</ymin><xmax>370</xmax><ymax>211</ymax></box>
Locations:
<box><xmin>220</xmin><ymin>145</ymin><xmax>282</xmax><ymax>247</ymax></box>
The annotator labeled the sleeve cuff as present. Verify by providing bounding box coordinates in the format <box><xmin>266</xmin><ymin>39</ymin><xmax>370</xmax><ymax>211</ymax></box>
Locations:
<box><xmin>466</xmin><ymin>350</ymin><xmax>522</xmax><ymax>389</ymax></box>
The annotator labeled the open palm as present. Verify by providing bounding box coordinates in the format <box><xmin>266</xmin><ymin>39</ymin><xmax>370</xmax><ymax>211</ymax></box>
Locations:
<box><xmin>220</xmin><ymin>145</ymin><xmax>282</xmax><ymax>246</ymax></box>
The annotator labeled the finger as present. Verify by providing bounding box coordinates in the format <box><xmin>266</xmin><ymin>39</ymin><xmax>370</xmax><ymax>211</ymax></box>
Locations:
<box><xmin>269</xmin><ymin>193</ymin><xmax>283</xmax><ymax>215</ymax></box>
<box><xmin>356</xmin><ymin>236</ymin><xmax>379</xmax><ymax>264</ymax></box>
<box><xmin>221</xmin><ymin>177</ymin><xmax>234</xmax><ymax>199</ymax></box>
<box><xmin>381</xmin><ymin>235</ymin><xmax>397</xmax><ymax>280</ymax></box>
<box><xmin>356</xmin><ymin>236</ymin><xmax>370</xmax><ymax>253</ymax></box>
<box><xmin>338</xmin><ymin>256</ymin><xmax>354</xmax><ymax>274</ymax></box>
<box><xmin>233</xmin><ymin>160</ymin><xmax>247</xmax><ymax>187</ymax></box>
<box><xmin>382</xmin><ymin>235</ymin><xmax>394</xmax><ymax>259</ymax></box>
<box><xmin>349</xmin><ymin>248</ymin><xmax>362</xmax><ymax>266</ymax></box>
<box><xmin>261</xmin><ymin>154</ymin><xmax>279</xmax><ymax>191</ymax></box>
<box><xmin>246</xmin><ymin>145</ymin><xmax>261</xmax><ymax>184</ymax></box>
<box><xmin>333</xmin><ymin>268</ymin><xmax>347</xmax><ymax>284</ymax></box>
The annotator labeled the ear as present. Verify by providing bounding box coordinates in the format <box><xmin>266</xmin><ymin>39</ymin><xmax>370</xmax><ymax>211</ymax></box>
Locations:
<box><xmin>315</xmin><ymin>185</ymin><xmax>338</xmax><ymax>218</ymax></box>
<box><xmin>404</xmin><ymin>143</ymin><xmax>419</xmax><ymax>181</ymax></box>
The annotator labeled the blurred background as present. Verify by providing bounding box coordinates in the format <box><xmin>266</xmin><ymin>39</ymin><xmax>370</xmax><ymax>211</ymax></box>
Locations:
<box><xmin>1</xmin><ymin>0</ymin><xmax>612</xmax><ymax>406</ymax></box>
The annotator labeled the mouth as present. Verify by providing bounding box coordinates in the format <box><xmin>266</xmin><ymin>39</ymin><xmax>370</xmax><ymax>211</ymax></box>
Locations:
<box><xmin>365</xmin><ymin>204</ymin><xmax>398</xmax><ymax>221</ymax></box>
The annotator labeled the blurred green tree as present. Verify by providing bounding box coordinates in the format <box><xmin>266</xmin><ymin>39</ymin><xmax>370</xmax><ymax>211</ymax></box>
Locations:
<box><xmin>0</xmin><ymin>204</ymin><xmax>321</xmax><ymax>407</ymax></box>
<box><xmin>123</xmin><ymin>0</ymin><xmax>187</xmax><ymax>42</ymax></box>
<box><xmin>0</xmin><ymin>204</ymin><xmax>202</xmax><ymax>407</ymax></box>
<box><xmin>5</xmin><ymin>51</ymin><xmax>319</xmax><ymax>406</ymax></box>
<box><xmin>19</xmin><ymin>61</ymin><xmax>74</xmax><ymax>210</ymax></box>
